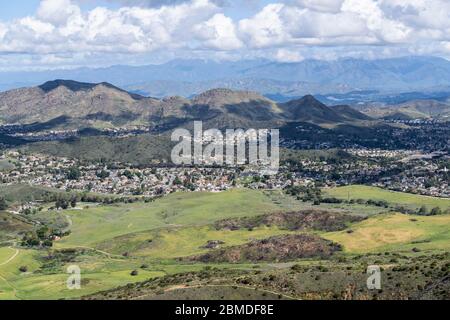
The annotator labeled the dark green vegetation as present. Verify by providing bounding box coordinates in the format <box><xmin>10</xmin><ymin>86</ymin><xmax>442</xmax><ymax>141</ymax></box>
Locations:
<box><xmin>0</xmin><ymin>184</ymin><xmax>66</xmax><ymax>205</ymax></box>
<box><xmin>20</xmin><ymin>139</ymin><xmax>357</xmax><ymax>167</ymax></box>
<box><xmin>0</xmin><ymin>212</ymin><xmax>33</xmax><ymax>241</ymax></box>
<box><xmin>0</xmin><ymin>183</ymin><xmax>142</xmax><ymax>208</ymax></box>
<box><xmin>84</xmin><ymin>252</ymin><xmax>450</xmax><ymax>300</ymax></box>
<box><xmin>214</xmin><ymin>210</ymin><xmax>365</xmax><ymax>232</ymax></box>
<box><xmin>21</xmin><ymin>135</ymin><xmax>172</xmax><ymax>165</ymax></box>
<box><xmin>185</xmin><ymin>234</ymin><xmax>342</xmax><ymax>263</ymax></box>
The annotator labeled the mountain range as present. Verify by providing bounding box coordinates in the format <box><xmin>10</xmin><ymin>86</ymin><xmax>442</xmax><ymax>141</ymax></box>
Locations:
<box><xmin>2</xmin><ymin>56</ymin><xmax>450</xmax><ymax>100</ymax></box>
<box><xmin>0</xmin><ymin>80</ymin><xmax>372</xmax><ymax>131</ymax></box>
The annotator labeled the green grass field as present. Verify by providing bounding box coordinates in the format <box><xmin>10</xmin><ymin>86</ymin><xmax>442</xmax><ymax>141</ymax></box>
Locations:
<box><xmin>56</xmin><ymin>189</ymin><xmax>284</xmax><ymax>248</ymax></box>
<box><xmin>0</xmin><ymin>189</ymin><xmax>292</xmax><ymax>300</ymax></box>
<box><xmin>323</xmin><ymin>213</ymin><xmax>450</xmax><ymax>253</ymax></box>
<box><xmin>0</xmin><ymin>247</ymin><xmax>166</xmax><ymax>300</ymax></box>
<box><xmin>325</xmin><ymin>185</ymin><xmax>450</xmax><ymax>211</ymax></box>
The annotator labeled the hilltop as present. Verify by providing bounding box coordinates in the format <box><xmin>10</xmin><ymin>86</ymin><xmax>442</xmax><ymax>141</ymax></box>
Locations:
<box><xmin>360</xmin><ymin>99</ymin><xmax>450</xmax><ymax>121</ymax></box>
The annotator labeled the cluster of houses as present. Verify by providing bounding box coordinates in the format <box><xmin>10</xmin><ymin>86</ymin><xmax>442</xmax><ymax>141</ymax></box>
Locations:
<box><xmin>0</xmin><ymin>151</ymin><xmax>310</xmax><ymax>196</ymax></box>
<box><xmin>1</xmin><ymin>147</ymin><xmax>448</xmax><ymax>198</ymax></box>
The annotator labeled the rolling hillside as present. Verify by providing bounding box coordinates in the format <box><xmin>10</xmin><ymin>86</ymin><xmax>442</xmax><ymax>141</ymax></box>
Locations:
<box><xmin>360</xmin><ymin>99</ymin><xmax>450</xmax><ymax>120</ymax></box>
<box><xmin>0</xmin><ymin>80</ymin><xmax>372</xmax><ymax>130</ymax></box>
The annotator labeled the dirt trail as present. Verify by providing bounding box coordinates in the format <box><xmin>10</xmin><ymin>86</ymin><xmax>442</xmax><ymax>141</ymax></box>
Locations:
<box><xmin>0</xmin><ymin>247</ymin><xmax>20</xmax><ymax>299</ymax></box>
<box><xmin>132</xmin><ymin>284</ymin><xmax>299</xmax><ymax>301</ymax></box>
<box><xmin>0</xmin><ymin>247</ymin><xmax>19</xmax><ymax>266</ymax></box>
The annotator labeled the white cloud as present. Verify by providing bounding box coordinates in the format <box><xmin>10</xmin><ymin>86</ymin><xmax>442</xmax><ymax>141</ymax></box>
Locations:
<box><xmin>38</xmin><ymin>0</ymin><xmax>81</xmax><ymax>26</ymax></box>
<box><xmin>283</xmin><ymin>8</ymin><xmax>371</xmax><ymax>41</ymax></box>
<box><xmin>19</xmin><ymin>17</ymin><xmax>55</xmax><ymax>35</ymax></box>
<box><xmin>194</xmin><ymin>13</ymin><xmax>243</xmax><ymax>50</ymax></box>
<box><xmin>342</xmin><ymin>0</ymin><xmax>411</xmax><ymax>43</ymax></box>
<box><xmin>0</xmin><ymin>22</ymin><xmax>7</xmax><ymax>40</ymax></box>
<box><xmin>275</xmin><ymin>48</ymin><xmax>303</xmax><ymax>62</ymax></box>
<box><xmin>238</xmin><ymin>4</ymin><xmax>287</xmax><ymax>48</ymax></box>
<box><xmin>0</xmin><ymin>0</ymin><xmax>222</xmax><ymax>55</ymax></box>
<box><xmin>292</xmin><ymin>0</ymin><xmax>344</xmax><ymax>13</ymax></box>
<box><xmin>1</xmin><ymin>0</ymin><xmax>450</xmax><ymax>69</ymax></box>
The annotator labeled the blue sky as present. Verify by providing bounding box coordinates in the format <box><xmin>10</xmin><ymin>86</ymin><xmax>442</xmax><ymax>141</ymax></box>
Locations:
<box><xmin>0</xmin><ymin>0</ymin><xmax>449</xmax><ymax>71</ymax></box>
<box><xmin>0</xmin><ymin>1</ymin><xmax>271</xmax><ymax>21</ymax></box>
<box><xmin>0</xmin><ymin>2</ymin><xmax>40</xmax><ymax>20</ymax></box>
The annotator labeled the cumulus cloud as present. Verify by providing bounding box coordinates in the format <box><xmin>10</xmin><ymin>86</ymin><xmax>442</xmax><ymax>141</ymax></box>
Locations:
<box><xmin>38</xmin><ymin>0</ymin><xmax>81</xmax><ymax>26</ymax></box>
<box><xmin>0</xmin><ymin>0</ymin><xmax>222</xmax><ymax>55</ymax></box>
<box><xmin>290</xmin><ymin>0</ymin><xmax>344</xmax><ymax>13</ymax></box>
<box><xmin>194</xmin><ymin>13</ymin><xmax>243</xmax><ymax>50</ymax></box>
<box><xmin>0</xmin><ymin>0</ymin><xmax>450</xmax><ymax>69</ymax></box>
<box><xmin>92</xmin><ymin>0</ymin><xmax>229</xmax><ymax>8</ymax></box>
<box><xmin>275</xmin><ymin>48</ymin><xmax>304</xmax><ymax>62</ymax></box>
<box><xmin>238</xmin><ymin>4</ymin><xmax>287</xmax><ymax>48</ymax></box>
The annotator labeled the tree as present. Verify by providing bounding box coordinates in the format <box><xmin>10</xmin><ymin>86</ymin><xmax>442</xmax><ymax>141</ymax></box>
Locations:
<box><xmin>96</xmin><ymin>170</ymin><xmax>110</xmax><ymax>179</ymax></box>
<box><xmin>36</xmin><ymin>226</ymin><xmax>49</xmax><ymax>239</ymax></box>
<box><xmin>130</xmin><ymin>270</ymin><xmax>139</xmax><ymax>276</ymax></box>
<box><xmin>122</xmin><ymin>170</ymin><xmax>134</xmax><ymax>180</ymax></box>
<box><xmin>66</xmin><ymin>167</ymin><xmax>81</xmax><ymax>180</ymax></box>
<box><xmin>0</xmin><ymin>198</ymin><xmax>7</xmax><ymax>211</ymax></box>
<box><xmin>70</xmin><ymin>198</ymin><xmax>77</xmax><ymax>208</ymax></box>
<box><xmin>430</xmin><ymin>207</ymin><xmax>442</xmax><ymax>216</ymax></box>
<box><xmin>418</xmin><ymin>205</ymin><xmax>428</xmax><ymax>215</ymax></box>
<box><xmin>55</xmin><ymin>198</ymin><xmax>69</xmax><ymax>210</ymax></box>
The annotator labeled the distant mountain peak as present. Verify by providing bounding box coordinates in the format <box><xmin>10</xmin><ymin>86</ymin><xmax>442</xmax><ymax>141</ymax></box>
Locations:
<box><xmin>285</xmin><ymin>94</ymin><xmax>327</xmax><ymax>108</ymax></box>
<box><xmin>195</xmin><ymin>88</ymin><xmax>257</xmax><ymax>97</ymax></box>
<box><xmin>192</xmin><ymin>88</ymin><xmax>271</xmax><ymax>106</ymax></box>
<box><xmin>37</xmin><ymin>79</ymin><xmax>145</xmax><ymax>100</ymax></box>
<box><xmin>279</xmin><ymin>94</ymin><xmax>371</xmax><ymax>123</ymax></box>
<box><xmin>38</xmin><ymin>79</ymin><xmax>103</xmax><ymax>93</ymax></box>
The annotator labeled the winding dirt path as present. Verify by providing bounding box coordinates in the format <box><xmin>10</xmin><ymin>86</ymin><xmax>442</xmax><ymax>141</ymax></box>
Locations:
<box><xmin>131</xmin><ymin>283</ymin><xmax>299</xmax><ymax>301</ymax></box>
<box><xmin>0</xmin><ymin>247</ymin><xmax>20</xmax><ymax>299</ymax></box>
<box><xmin>0</xmin><ymin>247</ymin><xmax>19</xmax><ymax>266</ymax></box>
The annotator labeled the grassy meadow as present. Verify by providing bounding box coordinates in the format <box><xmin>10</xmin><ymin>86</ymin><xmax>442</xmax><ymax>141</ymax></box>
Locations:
<box><xmin>325</xmin><ymin>185</ymin><xmax>450</xmax><ymax>211</ymax></box>
<box><xmin>323</xmin><ymin>213</ymin><xmax>450</xmax><ymax>254</ymax></box>
<box><xmin>56</xmin><ymin>189</ymin><xmax>284</xmax><ymax>248</ymax></box>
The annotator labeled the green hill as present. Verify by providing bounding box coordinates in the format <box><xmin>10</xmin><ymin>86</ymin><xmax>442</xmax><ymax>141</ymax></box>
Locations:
<box><xmin>325</xmin><ymin>185</ymin><xmax>450</xmax><ymax>211</ymax></box>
